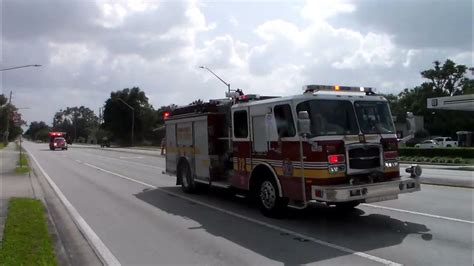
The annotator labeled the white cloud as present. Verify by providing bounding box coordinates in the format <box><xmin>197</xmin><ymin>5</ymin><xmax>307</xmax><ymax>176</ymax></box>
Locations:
<box><xmin>229</xmin><ymin>16</ymin><xmax>239</xmax><ymax>27</ymax></box>
<box><xmin>1</xmin><ymin>0</ymin><xmax>472</xmax><ymax>125</ymax></box>
<box><xmin>301</xmin><ymin>0</ymin><xmax>355</xmax><ymax>22</ymax></box>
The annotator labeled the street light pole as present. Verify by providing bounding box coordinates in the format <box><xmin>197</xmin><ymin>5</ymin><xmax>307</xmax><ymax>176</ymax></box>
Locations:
<box><xmin>1</xmin><ymin>64</ymin><xmax>41</xmax><ymax>143</ymax></box>
<box><xmin>0</xmin><ymin>64</ymin><xmax>41</xmax><ymax>72</ymax></box>
<box><xmin>3</xmin><ymin>91</ymin><xmax>12</xmax><ymax>144</ymax></box>
<box><xmin>199</xmin><ymin>66</ymin><xmax>231</xmax><ymax>93</ymax></box>
<box><xmin>15</xmin><ymin>107</ymin><xmax>30</xmax><ymax>170</ymax></box>
<box><xmin>117</xmin><ymin>98</ymin><xmax>135</xmax><ymax>146</ymax></box>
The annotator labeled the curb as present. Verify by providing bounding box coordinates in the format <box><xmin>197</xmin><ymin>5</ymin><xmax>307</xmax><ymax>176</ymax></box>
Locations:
<box><xmin>400</xmin><ymin>161</ymin><xmax>473</xmax><ymax>167</ymax></box>
<box><xmin>420</xmin><ymin>177</ymin><xmax>473</xmax><ymax>189</ymax></box>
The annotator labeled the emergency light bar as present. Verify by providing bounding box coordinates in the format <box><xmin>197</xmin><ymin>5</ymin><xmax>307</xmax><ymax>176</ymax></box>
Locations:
<box><xmin>304</xmin><ymin>85</ymin><xmax>375</xmax><ymax>95</ymax></box>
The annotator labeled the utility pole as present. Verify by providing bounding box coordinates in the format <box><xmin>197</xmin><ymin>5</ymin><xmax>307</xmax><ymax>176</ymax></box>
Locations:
<box><xmin>3</xmin><ymin>91</ymin><xmax>12</xmax><ymax>143</ymax></box>
<box><xmin>118</xmin><ymin>98</ymin><xmax>135</xmax><ymax>146</ymax></box>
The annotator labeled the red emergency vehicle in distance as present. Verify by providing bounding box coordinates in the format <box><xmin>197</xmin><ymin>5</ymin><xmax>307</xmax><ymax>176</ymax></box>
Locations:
<box><xmin>165</xmin><ymin>85</ymin><xmax>422</xmax><ymax>217</ymax></box>
<box><xmin>48</xmin><ymin>132</ymin><xmax>68</xmax><ymax>150</ymax></box>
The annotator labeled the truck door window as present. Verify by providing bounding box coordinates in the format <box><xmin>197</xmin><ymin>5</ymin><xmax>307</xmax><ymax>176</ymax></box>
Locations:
<box><xmin>274</xmin><ymin>104</ymin><xmax>295</xmax><ymax>137</ymax></box>
<box><xmin>234</xmin><ymin>110</ymin><xmax>248</xmax><ymax>138</ymax></box>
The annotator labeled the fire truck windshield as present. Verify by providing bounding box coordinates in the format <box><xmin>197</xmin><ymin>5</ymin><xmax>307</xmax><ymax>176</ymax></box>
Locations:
<box><xmin>354</xmin><ymin>101</ymin><xmax>395</xmax><ymax>134</ymax></box>
<box><xmin>296</xmin><ymin>100</ymin><xmax>359</xmax><ymax>137</ymax></box>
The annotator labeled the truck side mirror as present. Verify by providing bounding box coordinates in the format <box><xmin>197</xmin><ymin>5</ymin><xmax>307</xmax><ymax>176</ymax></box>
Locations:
<box><xmin>297</xmin><ymin>111</ymin><xmax>311</xmax><ymax>136</ymax></box>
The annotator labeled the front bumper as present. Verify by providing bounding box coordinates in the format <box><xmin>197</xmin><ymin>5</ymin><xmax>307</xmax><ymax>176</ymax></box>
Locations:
<box><xmin>311</xmin><ymin>176</ymin><xmax>420</xmax><ymax>203</ymax></box>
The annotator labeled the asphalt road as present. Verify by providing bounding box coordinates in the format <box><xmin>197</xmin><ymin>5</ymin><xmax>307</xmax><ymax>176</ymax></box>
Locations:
<box><xmin>24</xmin><ymin>142</ymin><xmax>473</xmax><ymax>265</ymax></box>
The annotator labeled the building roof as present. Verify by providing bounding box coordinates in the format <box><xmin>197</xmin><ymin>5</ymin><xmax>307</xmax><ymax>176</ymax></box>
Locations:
<box><xmin>427</xmin><ymin>94</ymin><xmax>474</xmax><ymax>111</ymax></box>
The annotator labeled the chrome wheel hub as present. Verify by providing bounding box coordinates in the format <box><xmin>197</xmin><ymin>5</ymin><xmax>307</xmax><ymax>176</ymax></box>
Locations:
<box><xmin>260</xmin><ymin>181</ymin><xmax>276</xmax><ymax>209</ymax></box>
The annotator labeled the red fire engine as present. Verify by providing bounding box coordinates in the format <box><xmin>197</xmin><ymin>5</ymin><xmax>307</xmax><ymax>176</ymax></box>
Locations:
<box><xmin>48</xmin><ymin>132</ymin><xmax>68</xmax><ymax>150</ymax></box>
<box><xmin>165</xmin><ymin>85</ymin><xmax>421</xmax><ymax>216</ymax></box>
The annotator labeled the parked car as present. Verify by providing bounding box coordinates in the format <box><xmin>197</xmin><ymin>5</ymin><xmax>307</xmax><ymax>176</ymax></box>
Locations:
<box><xmin>433</xmin><ymin>137</ymin><xmax>458</xmax><ymax>147</ymax></box>
<box><xmin>415</xmin><ymin>140</ymin><xmax>440</xmax><ymax>148</ymax></box>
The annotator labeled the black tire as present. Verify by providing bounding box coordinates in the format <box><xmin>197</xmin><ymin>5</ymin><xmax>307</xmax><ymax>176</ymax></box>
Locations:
<box><xmin>335</xmin><ymin>201</ymin><xmax>360</xmax><ymax>211</ymax></box>
<box><xmin>178</xmin><ymin>162</ymin><xmax>197</xmax><ymax>193</ymax></box>
<box><xmin>256</xmin><ymin>176</ymin><xmax>288</xmax><ymax>217</ymax></box>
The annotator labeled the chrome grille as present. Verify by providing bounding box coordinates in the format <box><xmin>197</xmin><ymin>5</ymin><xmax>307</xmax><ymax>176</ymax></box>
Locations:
<box><xmin>348</xmin><ymin>146</ymin><xmax>381</xmax><ymax>169</ymax></box>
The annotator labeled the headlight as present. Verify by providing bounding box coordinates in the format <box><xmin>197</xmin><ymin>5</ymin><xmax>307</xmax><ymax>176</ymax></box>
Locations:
<box><xmin>384</xmin><ymin>161</ymin><xmax>399</xmax><ymax>168</ymax></box>
<box><xmin>328</xmin><ymin>165</ymin><xmax>345</xmax><ymax>174</ymax></box>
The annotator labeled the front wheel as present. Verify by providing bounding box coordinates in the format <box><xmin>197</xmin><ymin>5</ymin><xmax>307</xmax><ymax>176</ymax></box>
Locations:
<box><xmin>256</xmin><ymin>177</ymin><xmax>288</xmax><ymax>217</ymax></box>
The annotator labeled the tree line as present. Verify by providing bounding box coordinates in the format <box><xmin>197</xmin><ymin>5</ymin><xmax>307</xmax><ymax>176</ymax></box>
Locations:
<box><xmin>385</xmin><ymin>59</ymin><xmax>473</xmax><ymax>138</ymax></box>
<box><xmin>23</xmin><ymin>59</ymin><xmax>473</xmax><ymax>145</ymax></box>
<box><xmin>24</xmin><ymin>87</ymin><xmax>177</xmax><ymax>145</ymax></box>
<box><xmin>0</xmin><ymin>94</ymin><xmax>26</xmax><ymax>144</ymax></box>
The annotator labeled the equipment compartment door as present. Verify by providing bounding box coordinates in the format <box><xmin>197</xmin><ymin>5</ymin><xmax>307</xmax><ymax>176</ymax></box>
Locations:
<box><xmin>193</xmin><ymin>119</ymin><xmax>210</xmax><ymax>180</ymax></box>
<box><xmin>252</xmin><ymin>115</ymin><xmax>268</xmax><ymax>153</ymax></box>
<box><xmin>165</xmin><ymin>123</ymin><xmax>177</xmax><ymax>173</ymax></box>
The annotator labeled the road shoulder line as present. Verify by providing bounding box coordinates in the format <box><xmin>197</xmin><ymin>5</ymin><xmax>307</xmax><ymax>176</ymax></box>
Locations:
<box><xmin>26</xmin><ymin>147</ymin><xmax>121</xmax><ymax>266</ymax></box>
<box><xmin>83</xmin><ymin>161</ymin><xmax>401</xmax><ymax>266</ymax></box>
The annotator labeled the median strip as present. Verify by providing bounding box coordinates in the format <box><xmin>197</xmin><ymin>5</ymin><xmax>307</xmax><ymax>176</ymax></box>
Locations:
<box><xmin>0</xmin><ymin>198</ymin><xmax>57</xmax><ymax>265</ymax></box>
<box><xmin>15</xmin><ymin>152</ymin><xmax>30</xmax><ymax>174</ymax></box>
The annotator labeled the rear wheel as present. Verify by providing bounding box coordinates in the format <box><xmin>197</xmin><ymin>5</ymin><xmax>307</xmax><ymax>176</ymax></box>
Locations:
<box><xmin>256</xmin><ymin>176</ymin><xmax>288</xmax><ymax>217</ymax></box>
<box><xmin>178</xmin><ymin>162</ymin><xmax>197</xmax><ymax>193</ymax></box>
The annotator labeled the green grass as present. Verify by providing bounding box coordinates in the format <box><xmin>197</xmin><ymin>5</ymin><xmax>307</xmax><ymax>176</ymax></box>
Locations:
<box><xmin>399</xmin><ymin>156</ymin><xmax>474</xmax><ymax>165</ymax></box>
<box><xmin>0</xmin><ymin>198</ymin><xmax>57</xmax><ymax>266</ymax></box>
<box><xmin>0</xmin><ymin>143</ymin><xmax>5</xmax><ymax>150</ymax></box>
<box><xmin>15</xmin><ymin>153</ymin><xmax>30</xmax><ymax>173</ymax></box>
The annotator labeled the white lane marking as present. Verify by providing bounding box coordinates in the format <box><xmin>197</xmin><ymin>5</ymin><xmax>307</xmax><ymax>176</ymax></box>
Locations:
<box><xmin>78</xmin><ymin>152</ymin><xmax>164</xmax><ymax>170</ymax></box>
<box><xmin>119</xmin><ymin>156</ymin><xmax>144</xmax><ymax>159</ymax></box>
<box><xmin>83</xmin><ymin>162</ymin><xmax>401</xmax><ymax>266</ymax></box>
<box><xmin>84</xmin><ymin>163</ymin><xmax>157</xmax><ymax>188</ymax></box>
<box><xmin>363</xmin><ymin>204</ymin><xmax>474</xmax><ymax>224</ymax></box>
<box><xmin>25</xmin><ymin>147</ymin><xmax>121</xmax><ymax>266</ymax></box>
<box><xmin>75</xmin><ymin>160</ymin><xmax>83</xmax><ymax>163</ymax></box>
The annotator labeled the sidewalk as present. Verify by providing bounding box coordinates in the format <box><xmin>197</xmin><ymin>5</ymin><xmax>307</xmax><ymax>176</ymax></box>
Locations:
<box><xmin>0</xmin><ymin>143</ymin><xmax>102</xmax><ymax>265</ymax></box>
<box><xmin>0</xmin><ymin>143</ymin><xmax>37</xmax><ymax>240</ymax></box>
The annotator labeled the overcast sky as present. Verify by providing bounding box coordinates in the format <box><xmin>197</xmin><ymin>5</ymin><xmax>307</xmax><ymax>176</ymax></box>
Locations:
<box><xmin>1</xmin><ymin>0</ymin><xmax>472</xmax><ymax>125</ymax></box>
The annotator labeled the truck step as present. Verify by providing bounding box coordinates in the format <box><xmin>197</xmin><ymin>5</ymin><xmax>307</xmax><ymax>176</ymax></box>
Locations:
<box><xmin>211</xmin><ymin>181</ymin><xmax>231</xmax><ymax>189</ymax></box>
<box><xmin>288</xmin><ymin>201</ymin><xmax>307</xmax><ymax>209</ymax></box>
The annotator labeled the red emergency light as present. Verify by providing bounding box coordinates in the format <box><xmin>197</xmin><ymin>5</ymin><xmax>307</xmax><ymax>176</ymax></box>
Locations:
<box><xmin>163</xmin><ymin>112</ymin><xmax>170</xmax><ymax>119</ymax></box>
<box><xmin>49</xmin><ymin>132</ymin><xmax>65</xmax><ymax>137</ymax></box>
<box><xmin>328</xmin><ymin>154</ymin><xmax>345</xmax><ymax>164</ymax></box>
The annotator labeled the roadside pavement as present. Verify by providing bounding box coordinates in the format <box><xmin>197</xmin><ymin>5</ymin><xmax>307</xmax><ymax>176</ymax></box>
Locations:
<box><xmin>0</xmin><ymin>143</ymin><xmax>37</xmax><ymax>240</ymax></box>
<box><xmin>0</xmin><ymin>143</ymin><xmax>102</xmax><ymax>266</ymax></box>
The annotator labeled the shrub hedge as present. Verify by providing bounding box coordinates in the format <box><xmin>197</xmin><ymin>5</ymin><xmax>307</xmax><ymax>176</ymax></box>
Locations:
<box><xmin>398</xmin><ymin>148</ymin><xmax>474</xmax><ymax>158</ymax></box>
